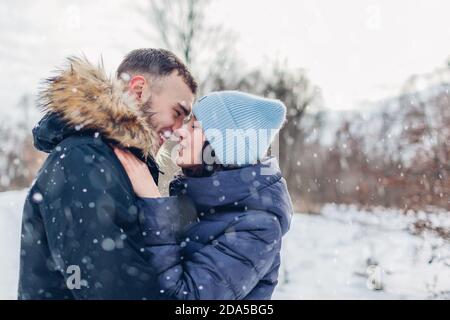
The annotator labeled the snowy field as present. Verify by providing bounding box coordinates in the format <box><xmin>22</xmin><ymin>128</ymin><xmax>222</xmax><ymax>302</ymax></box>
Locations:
<box><xmin>275</xmin><ymin>205</ymin><xmax>450</xmax><ymax>299</ymax></box>
<box><xmin>1</xmin><ymin>189</ymin><xmax>449</xmax><ymax>300</ymax></box>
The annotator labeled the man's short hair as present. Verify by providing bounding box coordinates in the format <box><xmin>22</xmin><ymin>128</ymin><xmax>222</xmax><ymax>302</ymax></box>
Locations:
<box><xmin>117</xmin><ymin>48</ymin><xmax>198</xmax><ymax>94</ymax></box>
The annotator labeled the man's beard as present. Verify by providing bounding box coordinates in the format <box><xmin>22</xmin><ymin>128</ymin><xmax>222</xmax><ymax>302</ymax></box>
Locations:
<box><xmin>140</xmin><ymin>96</ymin><xmax>156</xmax><ymax>128</ymax></box>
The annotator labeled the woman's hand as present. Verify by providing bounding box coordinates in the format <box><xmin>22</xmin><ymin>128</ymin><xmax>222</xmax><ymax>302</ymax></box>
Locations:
<box><xmin>114</xmin><ymin>147</ymin><xmax>161</xmax><ymax>198</ymax></box>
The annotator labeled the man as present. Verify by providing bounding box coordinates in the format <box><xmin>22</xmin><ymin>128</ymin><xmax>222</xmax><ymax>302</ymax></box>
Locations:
<box><xmin>18</xmin><ymin>49</ymin><xmax>197</xmax><ymax>299</ymax></box>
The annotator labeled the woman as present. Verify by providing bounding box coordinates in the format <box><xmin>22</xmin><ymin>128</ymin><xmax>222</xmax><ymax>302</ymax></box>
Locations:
<box><xmin>114</xmin><ymin>91</ymin><xmax>293</xmax><ymax>299</ymax></box>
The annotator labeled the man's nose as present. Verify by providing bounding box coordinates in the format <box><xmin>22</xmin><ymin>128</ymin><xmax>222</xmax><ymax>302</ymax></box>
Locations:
<box><xmin>172</xmin><ymin>117</ymin><xmax>185</xmax><ymax>131</ymax></box>
<box><xmin>174</xmin><ymin>125</ymin><xmax>188</xmax><ymax>140</ymax></box>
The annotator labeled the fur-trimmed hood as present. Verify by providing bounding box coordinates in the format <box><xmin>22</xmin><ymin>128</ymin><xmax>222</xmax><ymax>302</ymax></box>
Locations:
<box><xmin>35</xmin><ymin>56</ymin><xmax>159</xmax><ymax>159</ymax></box>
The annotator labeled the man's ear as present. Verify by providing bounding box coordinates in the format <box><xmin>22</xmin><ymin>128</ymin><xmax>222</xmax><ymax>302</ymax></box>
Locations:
<box><xmin>129</xmin><ymin>75</ymin><xmax>146</xmax><ymax>101</ymax></box>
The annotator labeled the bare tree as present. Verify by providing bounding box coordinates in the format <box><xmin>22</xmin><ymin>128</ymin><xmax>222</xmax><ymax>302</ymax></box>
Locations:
<box><xmin>146</xmin><ymin>0</ymin><xmax>205</xmax><ymax>66</ymax></box>
<box><xmin>264</xmin><ymin>64</ymin><xmax>323</xmax><ymax>180</ymax></box>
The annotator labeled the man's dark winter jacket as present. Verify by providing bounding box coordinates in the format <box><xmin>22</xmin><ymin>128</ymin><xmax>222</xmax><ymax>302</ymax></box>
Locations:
<box><xmin>137</xmin><ymin>157</ymin><xmax>293</xmax><ymax>300</ymax></box>
<box><xmin>18</xmin><ymin>57</ymin><xmax>165</xmax><ymax>299</ymax></box>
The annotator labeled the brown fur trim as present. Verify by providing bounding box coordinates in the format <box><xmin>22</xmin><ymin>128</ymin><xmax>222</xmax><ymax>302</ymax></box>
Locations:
<box><xmin>39</xmin><ymin>56</ymin><xmax>158</xmax><ymax>159</ymax></box>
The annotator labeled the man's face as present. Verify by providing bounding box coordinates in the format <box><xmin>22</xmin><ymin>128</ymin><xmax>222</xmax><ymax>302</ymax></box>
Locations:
<box><xmin>130</xmin><ymin>70</ymin><xmax>195</xmax><ymax>149</ymax></box>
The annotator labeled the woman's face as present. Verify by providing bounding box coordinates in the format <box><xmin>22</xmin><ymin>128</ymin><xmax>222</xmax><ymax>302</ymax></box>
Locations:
<box><xmin>174</xmin><ymin>116</ymin><xmax>206</xmax><ymax>168</ymax></box>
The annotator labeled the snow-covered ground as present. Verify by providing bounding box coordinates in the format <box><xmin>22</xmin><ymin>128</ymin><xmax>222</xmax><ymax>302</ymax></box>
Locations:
<box><xmin>0</xmin><ymin>190</ymin><xmax>24</xmax><ymax>300</ymax></box>
<box><xmin>1</xmin><ymin>190</ymin><xmax>449</xmax><ymax>300</ymax></box>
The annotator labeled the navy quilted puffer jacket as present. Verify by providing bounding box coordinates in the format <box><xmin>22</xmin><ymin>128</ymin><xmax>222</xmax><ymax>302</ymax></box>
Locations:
<box><xmin>137</xmin><ymin>156</ymin><xmax>293</xmax><ymax>299</ymax></box>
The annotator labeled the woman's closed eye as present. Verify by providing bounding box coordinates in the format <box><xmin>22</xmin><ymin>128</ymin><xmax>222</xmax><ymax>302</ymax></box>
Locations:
<box><xmin>183</xmin><ymin>114</ymin><xmax>193</xmax><ymax>124</ymax></box>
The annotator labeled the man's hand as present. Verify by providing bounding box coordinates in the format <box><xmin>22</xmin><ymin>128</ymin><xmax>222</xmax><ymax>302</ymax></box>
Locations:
<box><xmin>114</xmin><ymin>148</ymin><xmax>161</xmax><ymax>198</ymax></box>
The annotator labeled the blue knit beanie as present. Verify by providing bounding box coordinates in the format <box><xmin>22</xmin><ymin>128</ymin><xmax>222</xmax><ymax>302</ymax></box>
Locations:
<box><xmin>192</xmin><ymin>91</ymin><xmax>286</xmax><ymax>165</ymax></box>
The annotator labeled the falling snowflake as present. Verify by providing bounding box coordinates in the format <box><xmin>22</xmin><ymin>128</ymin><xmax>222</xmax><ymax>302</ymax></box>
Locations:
<box><xmin>101</xmin><ymin>238</ymin><xmax>115</xmax><ymax>251</ymax></box>
<box><xmin>32</xmin><ymin>192</ymin><xmax>43</xmax><ymax>203</ymax></box>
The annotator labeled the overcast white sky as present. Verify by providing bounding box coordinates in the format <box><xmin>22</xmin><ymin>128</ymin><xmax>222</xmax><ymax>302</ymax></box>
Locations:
<box><xmin>212</xmin><ymin>0</ymin><xmax>450</xmax><ymax>109</ymax></box>
<box><xmin>1</xmin><ymin>0</ymin><xmax>449</xmax><ymax>118</ymax></box>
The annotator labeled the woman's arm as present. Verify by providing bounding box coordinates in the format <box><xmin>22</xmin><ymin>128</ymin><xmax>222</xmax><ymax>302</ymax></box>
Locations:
<box><xmin>114</xmin><ymin>148</ymin><xmax>161</xmax><ymax>198</ymax></box>
<box><xmin>138</xmin><ymin>196</ymin><xmax>282</xmax><ymax>299</ymax></box>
